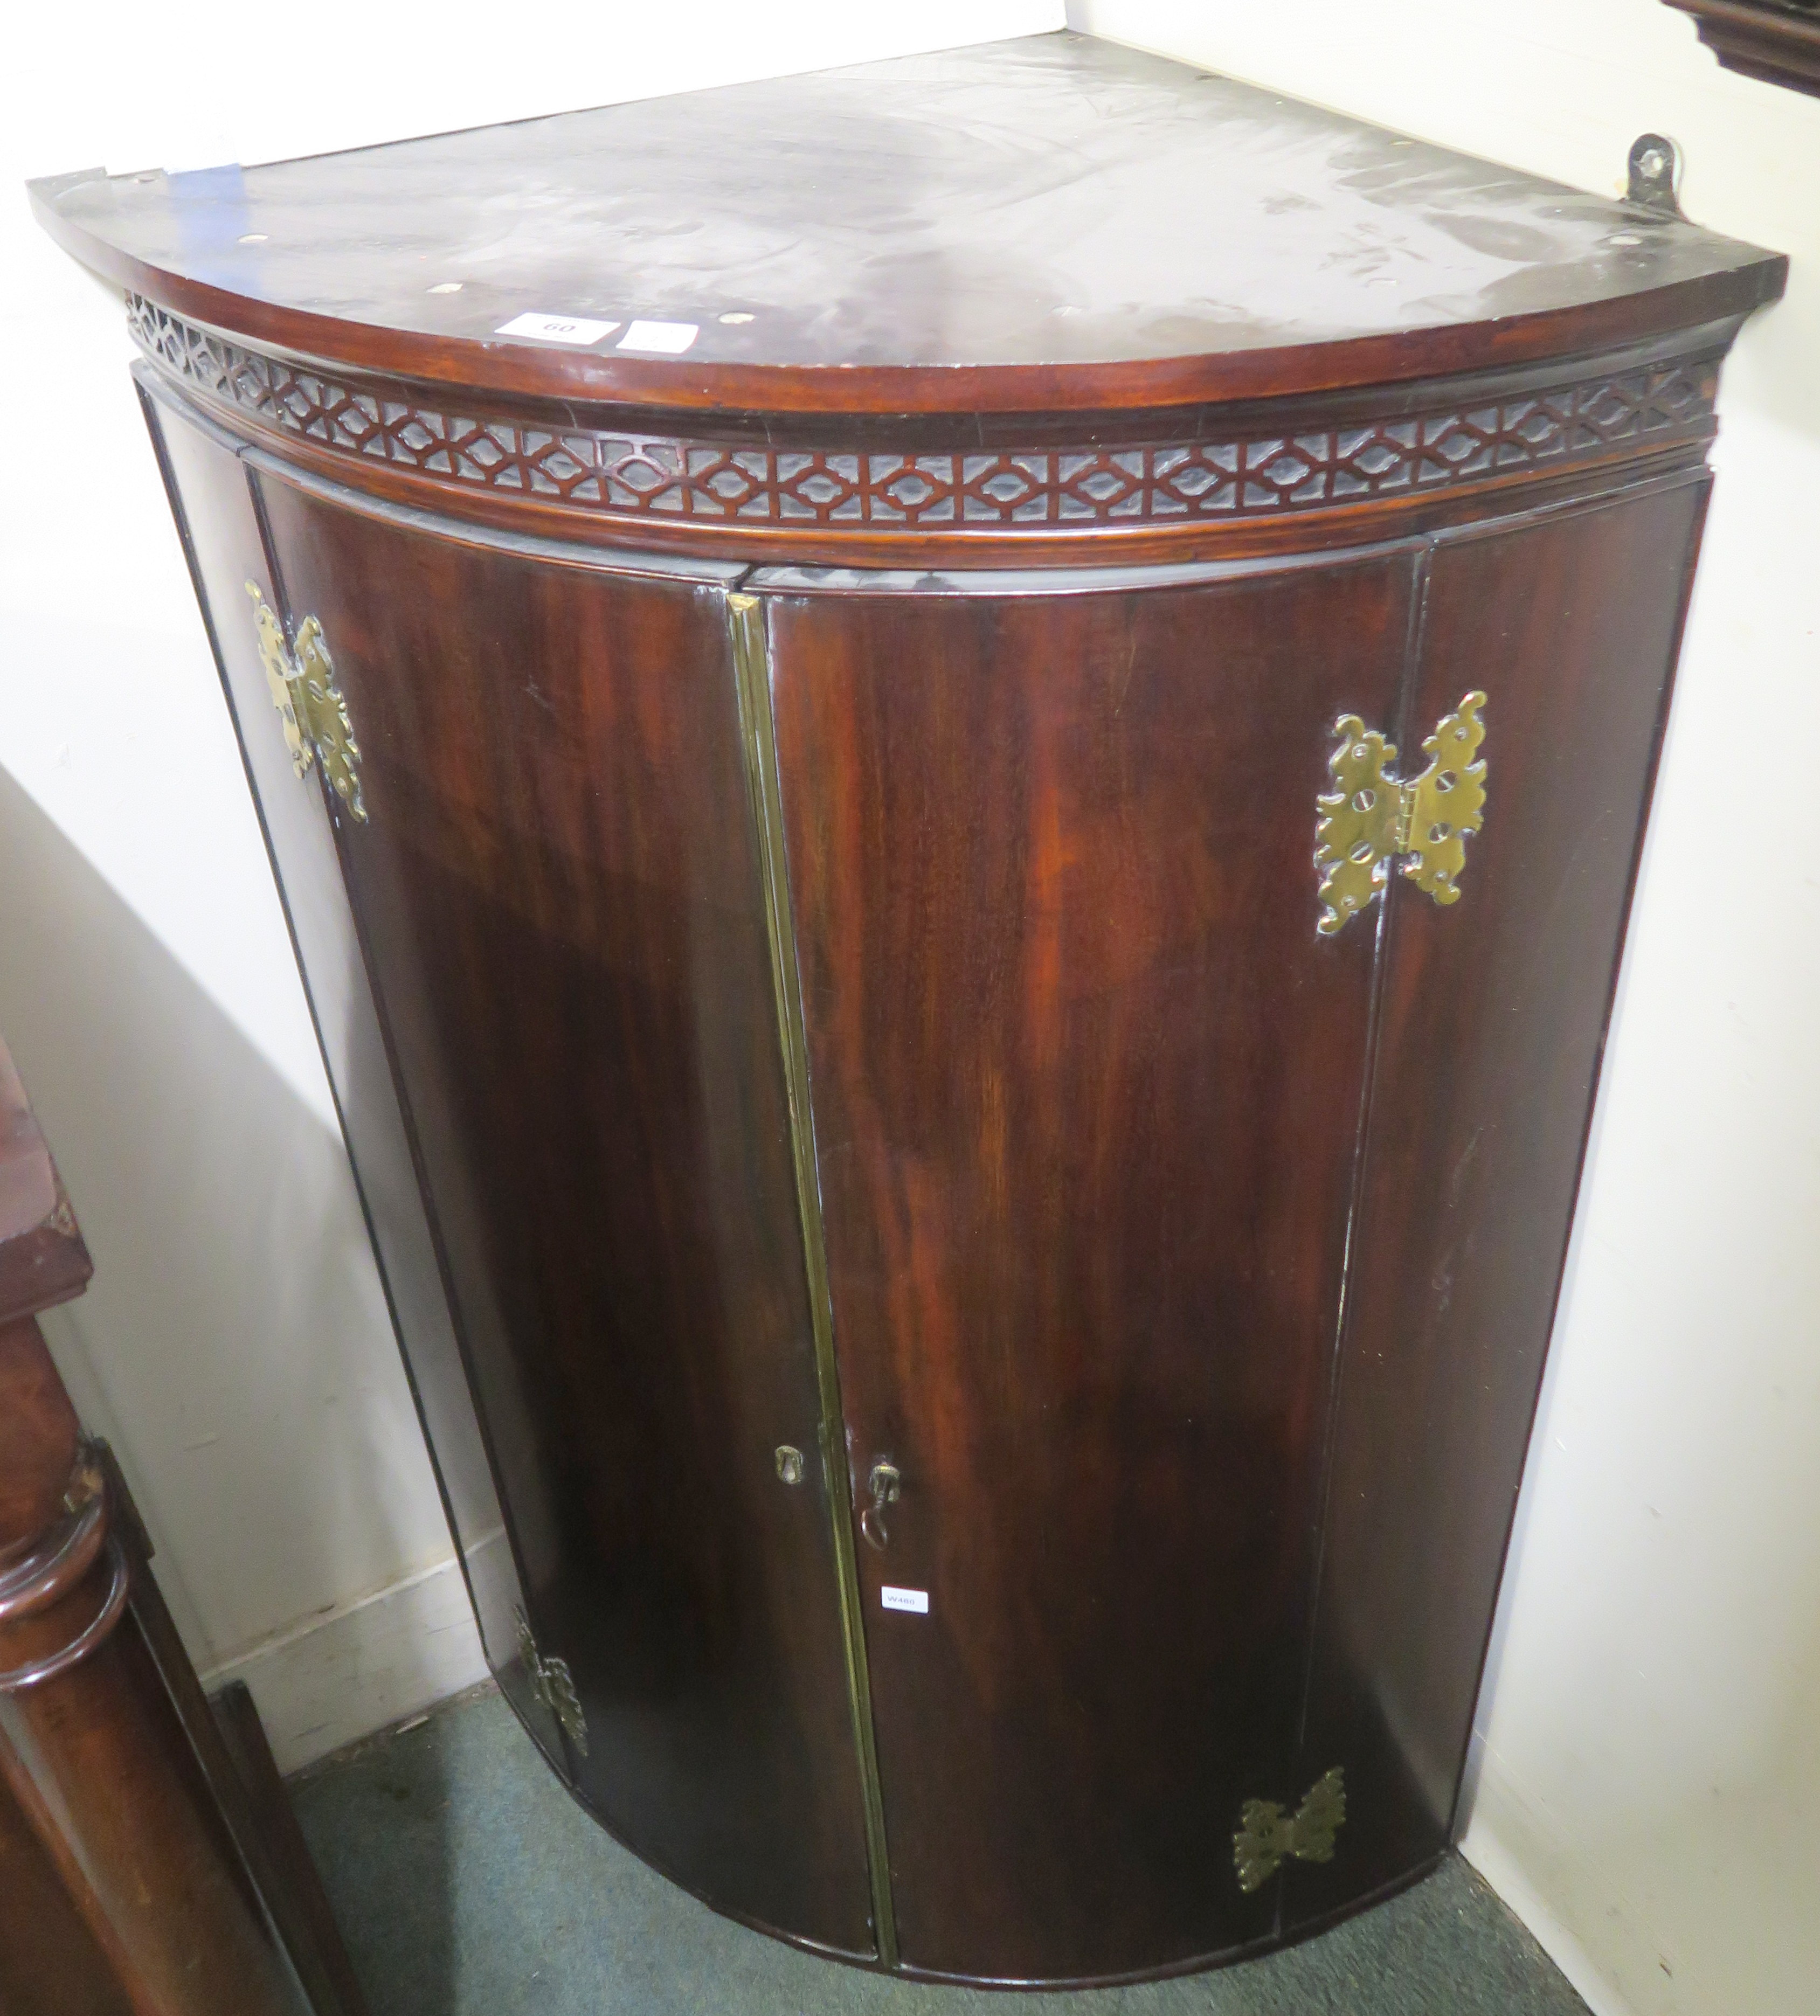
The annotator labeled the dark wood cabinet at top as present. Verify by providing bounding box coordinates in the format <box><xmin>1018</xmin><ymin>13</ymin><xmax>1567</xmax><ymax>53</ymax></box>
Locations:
<box><xmin>33</xmin><ymin>30</ymin><xmax>1783</xmax><ymax>1986</ymax></box>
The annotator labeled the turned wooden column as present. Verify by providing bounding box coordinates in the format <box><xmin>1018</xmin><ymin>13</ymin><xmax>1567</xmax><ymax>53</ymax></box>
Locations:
<box><xmin>0</xmin><ymin>1034</ymin><xmax>366</xmax><ymax>2016</ymax></box>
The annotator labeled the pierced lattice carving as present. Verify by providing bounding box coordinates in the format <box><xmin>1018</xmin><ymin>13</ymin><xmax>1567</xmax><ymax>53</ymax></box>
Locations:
<box><xmin>129</xmin><ymin>296</ymin><xmax>1717</xmax><ymax>536</ymax></box>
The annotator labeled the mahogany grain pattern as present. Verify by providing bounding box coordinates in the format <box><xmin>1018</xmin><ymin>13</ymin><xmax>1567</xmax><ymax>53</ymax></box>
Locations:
<box><xmin>766</xmin><ymin>560</ymin><xmax>1412</xmax><ymax>1979</ymax></box>
<box><xmin>144</xmin><ymin>367</ymin><xmax>881</xmax><ymax>1956</ymax></box>
<box><xmin>0</xmin><ymin>1028</ymin><xmax>362</xmax><ymax>2014</ymax></box>
<box><xmin>103</xmin><ymin>317</ymin><xmax>1731</xmax><ymax>576</ymax></box>
<box><xmin>244</xmin><ymin>468</ymin><xmax>875</xmax><ymax>1954</ymax></box>
<box><xmin>30</xmin><ymin>34</ymin><xmax>1783</xmax><ymax>415</ymax></box>
<box><xmin>1288</xmin><ymin>475</ymin><xmax>1709</xmax><ymax>1920</ymax></box>
<box><xmin>104</xmin><ymin>1444</ymin><xmax>372</xmax><ymax>2016</ymax></box>
<box><xmin>0</xmin><ymin>1315</ymin><xmax>82</xmax><ymax>1560</ymax></box>
<box><xmin>0</xmin><ymin>1762</ymin><xmax>139</xmax><ymax>2016</ymax></box>
<box><xmin>0</xmin><ymin>1037</ymin><xmax>84</xmax><ymax>1557</ymax></box>
<box><xmin>1</xmin><ymin>1570</ymin><xmax>307</xmax><ymax>2013</ymax></box>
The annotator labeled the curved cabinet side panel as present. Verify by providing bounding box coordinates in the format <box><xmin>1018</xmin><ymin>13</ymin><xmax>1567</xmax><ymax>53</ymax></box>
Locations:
<box><xmin>765</xmin><ymin>558</ymin><xmax>1414</xmax><ymax>1981</ymax></box>
<box><xmin>243</xmin><ymin>462</ymin><xmax>876</xmax><ymax>1955</ymax></box>
<box><xmin>136</xmin><ymin>371</ymin><xmax>533</xmax><ymax>1710</ymax></box>
<box><xmin>1289</xmin><ymin>475</ymin><xmax>1711</xmax><ymax>1923</ymax></box>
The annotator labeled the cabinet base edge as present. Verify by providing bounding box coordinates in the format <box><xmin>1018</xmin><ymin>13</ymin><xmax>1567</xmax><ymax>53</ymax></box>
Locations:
<box><xmin>497</xmin><ymin>1657</ymin><xmax>1451</xmax><ymax>2001</ymax></box>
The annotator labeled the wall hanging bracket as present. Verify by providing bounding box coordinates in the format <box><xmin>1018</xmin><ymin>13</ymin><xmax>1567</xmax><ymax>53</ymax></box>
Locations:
<box><xmin>1626</xmin><ymin>132</ymin><xmax>1683</xmax><ymax>216</ymax></box>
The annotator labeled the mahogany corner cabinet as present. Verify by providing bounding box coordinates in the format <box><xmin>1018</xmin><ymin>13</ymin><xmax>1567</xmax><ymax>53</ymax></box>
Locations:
<box><xmin>33</xmin><ymin>32</ymin><xmax>1784</xmax><ymax>1987</ymax></box>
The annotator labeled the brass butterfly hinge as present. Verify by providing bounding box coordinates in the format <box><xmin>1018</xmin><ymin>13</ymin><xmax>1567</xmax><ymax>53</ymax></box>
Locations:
<box><xmin>1314</xmin><ymin>692</ymin><xmax>1487</xmax><ymax>934</ymax></box>
<box><xmin>1234</xmin><ymin>1766</ymin><xmax>1346</xmax><ymax>1893</ymax></box>
<box><xmin>515</xmin><ymin>1607</ymin><xmax>588</xmax><ymax>1756</ymax></box>
<box><xmin>246</xmin><ymin>583</ymin><xmax>367</xmax><ymax>822</ymax></box>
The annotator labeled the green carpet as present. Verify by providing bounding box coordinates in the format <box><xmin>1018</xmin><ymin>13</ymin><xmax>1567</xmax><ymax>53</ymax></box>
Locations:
<box><xmin>289</xmin><ymin>1688</ymin><xmax>1588</xmax><ymax>2015</ymax></box>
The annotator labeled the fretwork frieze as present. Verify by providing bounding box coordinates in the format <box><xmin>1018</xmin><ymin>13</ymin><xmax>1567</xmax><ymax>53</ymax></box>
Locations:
<box><xmin>129</xmin><ymin>294</ymin><xmax>1717</xmax><ymax>534</ymax></box>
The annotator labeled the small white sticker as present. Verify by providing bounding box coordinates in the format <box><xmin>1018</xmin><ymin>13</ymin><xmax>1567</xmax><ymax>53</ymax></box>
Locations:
<box><xmin>495</xmin><ymin>311</ymin><xmax>620</xmax><ymax>346</ymax></box>
<box><xmin>880</xmin><ymin>1586</ymin><xmax>929</xmax><ymax>1614</ymax></box>
<box><xmin>618</xmin><ymin>319</ymin><xmax>699</xmax><ymax>355</ymax></box>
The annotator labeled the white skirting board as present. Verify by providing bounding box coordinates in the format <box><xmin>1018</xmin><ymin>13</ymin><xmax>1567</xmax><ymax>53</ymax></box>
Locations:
<box><xmin>199</xmin><ymin>1553</ymin><xmax>489</xmax><ymax>1775</ymax></box>
<box><xmin>1463</xmin><ymin>1752</ymin><xmax>1645</xmax><ymax>2016</ymax></box>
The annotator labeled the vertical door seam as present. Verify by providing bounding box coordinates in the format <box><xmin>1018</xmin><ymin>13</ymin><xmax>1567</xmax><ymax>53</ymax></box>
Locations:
<box><xmin>726</xmin><ymin>590</ymin><xmax>900</xmax><ymax>1970</ymax></box>
<box><xmin>1280</xmin><ymin>541</ymin><xmax>1434</xmax><ymax>1937</ymax></box>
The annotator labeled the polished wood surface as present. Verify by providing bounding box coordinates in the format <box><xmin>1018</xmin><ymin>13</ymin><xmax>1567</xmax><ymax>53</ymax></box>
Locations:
<box><xmin>2</xmin><ymin>1497</ymin><xmax>307</xmax><ymax>2015</ymax></box>
<box><xmin>1289</xmin><ymin>475</ymin><xmax>1708</xmax><ymax>1923</ymax></box>
<box><xmin>112</xmin><ymin>302</ymin><xmax>1742</xmax><ymax>574</ymax></box>
<box><xmin>0</xmin><ymin>1751</ymin><xmax>138</xmax><ymax>2016</ymax></box>
<box><xmin>30</xmin><ymin>34</ymin><xmax>1782</xmax><ymax>415</ymax></box>
<box><xmin>33</xmin><ymin>29</ymin><xmax>1783</xmax><ymax>1989</ymax></box>
<box><xmin>0</xmin><ymin>1033</ymin><xmax>368</xmax><ymax>2014</ymax></box>
<box><xmin>0</xmin><ymin>1313</ymin><xmax>83</xmax><ymax>1558</ymax></box>
<box><xmin>254</xmin><ymin>467</ymin><xmax>874</xmax><ymax>1951</ymax></box>
<box><xmin>143</xmin><ymin>375</ymin><xmax>875</xmax><ymax>1950</ymax></box>
<box><xmin>1661</xmin><ymin>0</ymin><xmax>1820</xmax><ymax>98</ymax></box>
<box><xmin>766</xmin><ymin>561</ymin><xmax>1409</xmax><ymax>1980</ymax></box>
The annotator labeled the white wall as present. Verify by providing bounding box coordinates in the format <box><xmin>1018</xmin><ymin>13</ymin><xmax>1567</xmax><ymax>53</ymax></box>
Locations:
<box><xmin>0</xmin><ymin>0</ymin><xmax>1063</xmax><ymax>1770</ymax></box>
<box><xmin>1069</xmin><ymin>5</ymin><xmax>1820</xmax><ymax>2014</ymax></box>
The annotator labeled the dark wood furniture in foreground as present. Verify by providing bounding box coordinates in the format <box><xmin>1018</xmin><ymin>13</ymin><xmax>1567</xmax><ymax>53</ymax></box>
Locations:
<box><xmin>32</xmin><ymin>30</ymin><xmax>1785</xmax><ymax>1987</ymax></box>
<box><xmin>1662</xmin><ymin>0</ymin><xmax>1820</xmax><ymax>97</ymax></box>
<box><xmin>0</xmin><ymin>1034</ymin><xmax>367</xmax><ymax>2014</ymax></box>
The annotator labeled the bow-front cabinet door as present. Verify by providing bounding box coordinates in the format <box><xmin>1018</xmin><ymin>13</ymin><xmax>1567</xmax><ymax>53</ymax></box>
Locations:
<box><xmin>142</xmin><ymin>328</ymin><xmax>1711</xmax><ymax>1987</ymax></box>
<box><xmin>758</xmin><ymin>463</ymin><xmax>1706</xmax><ymax>1984</ymax></box>
<box><xmin>759</xmin><ymin>552</ymin><xmax>1412</xmax><ymax>1982</ymax></box>
<box><xmin>139</xmin><ymin>376</ymin><xmax>879</xmax><ymax>1961</ymax></box>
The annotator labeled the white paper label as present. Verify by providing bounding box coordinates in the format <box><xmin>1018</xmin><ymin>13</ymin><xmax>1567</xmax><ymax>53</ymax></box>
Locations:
<box><xmin>618</xmin><ymin>318</ymin><xmax>699</xmax><ymax>355</ymax></box>
<box><xmin>495</xmin><ymin>311</ymin><xmax>620</xmax><ymax>346</ymax></box>
<box><xmin>880</xmin><ymin>1586</ymin><xmax>929</xmax><ymax>1614</ymax></box>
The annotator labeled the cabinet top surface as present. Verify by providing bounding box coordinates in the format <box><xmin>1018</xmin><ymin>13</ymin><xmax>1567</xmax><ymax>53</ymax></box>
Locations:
<box><xmin>35</xmin><ymin>32</ymin><xmax>1783</xmax><ymax>414</ymax></box>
